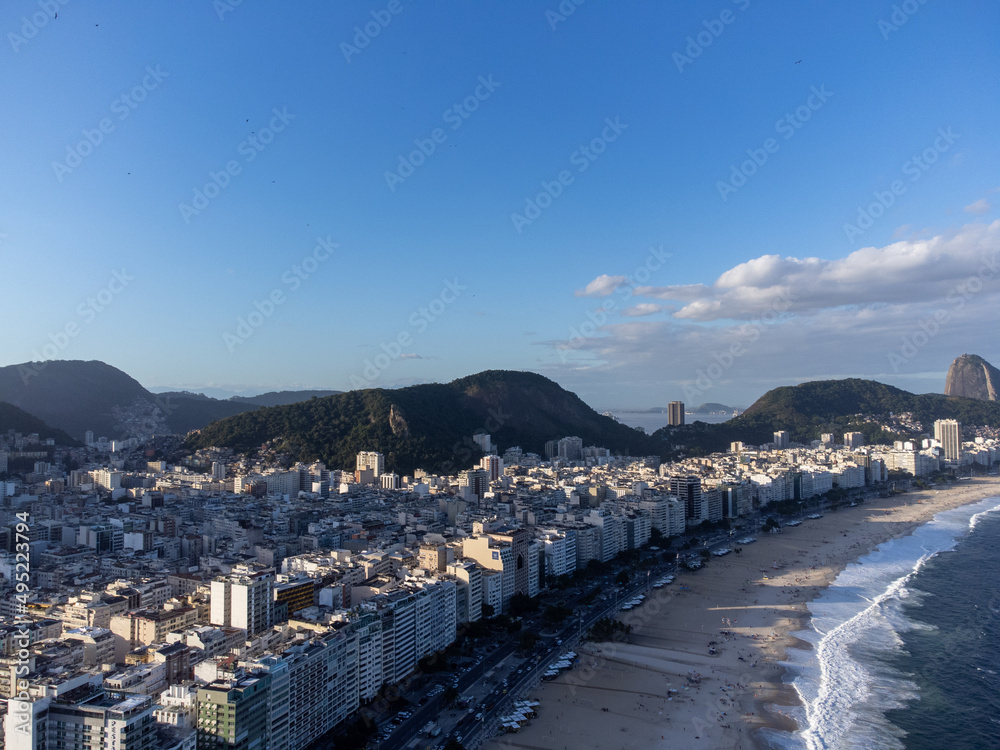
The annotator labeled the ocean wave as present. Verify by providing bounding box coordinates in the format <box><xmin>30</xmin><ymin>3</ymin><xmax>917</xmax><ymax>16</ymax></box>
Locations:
<box><xmin>774</xmin><ymin>495</ymin><xmax>1000</xmax><ymax>750</ymax></box>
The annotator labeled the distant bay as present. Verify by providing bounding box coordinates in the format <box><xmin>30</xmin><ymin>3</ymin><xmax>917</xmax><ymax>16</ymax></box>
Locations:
<box><xmin>607</xmin><ymin>410</ymin><xmax>733</xmax><ymax>433</ymax></box>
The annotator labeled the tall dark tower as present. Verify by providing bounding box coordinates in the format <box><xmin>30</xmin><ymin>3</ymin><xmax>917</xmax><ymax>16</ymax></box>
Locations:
<box><xmin>667</xmin><ymin>401</ymin><xmax>685</xmax><ymax>426</ymax></box>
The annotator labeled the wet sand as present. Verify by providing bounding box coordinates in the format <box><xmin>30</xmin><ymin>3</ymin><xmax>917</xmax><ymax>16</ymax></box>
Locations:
<box><xmin>482</xmin><ymin>477</ymin><xmax>1000</xmax><ymax>750</ymax></box>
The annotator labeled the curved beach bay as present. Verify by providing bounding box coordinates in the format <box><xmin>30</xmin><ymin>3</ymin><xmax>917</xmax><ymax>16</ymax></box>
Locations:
<box><xmin>482</xmin><ymin>476</ymin><xmax>1000</xmax><ymax>750</ymax></box>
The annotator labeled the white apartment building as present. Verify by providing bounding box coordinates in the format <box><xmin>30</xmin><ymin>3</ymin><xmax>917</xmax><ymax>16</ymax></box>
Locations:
<box><xmin>356</xmin><ymin>451</ymin><xmax>385</xmax><ymax>477</ymax></box>
<box><xmin>210</xmin><ymin>564</ymin><xmax>275</xmax><ymax>636</ymax></box>
<box><xmin>933</xmin><ymin>419</ymin><xmax>963</xmax><ymax>462</ymax></box>
<box><xmin>538</xmin><ymin>529</ymin><xmax>577</xmax><ymax>580</ymax></box>
<box><xmin>833</xmin><ymin>464</ymin><xmax>866</xmax><ymax>488</ymax></box>
<box><xmin>446</xmin><ymin>561</ymin><xmax>483</xmax><ymax>623</ymax></box>
<box><xmin>481</xmin><ymin>570</ymin><xmax>503</xmax><ymax>616</ymax></box>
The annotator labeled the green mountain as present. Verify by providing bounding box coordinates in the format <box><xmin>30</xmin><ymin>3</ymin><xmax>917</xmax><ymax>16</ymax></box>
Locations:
<box><xmin>0</xmin><ymin>401</ymin><xmax>81</xmax><ymax>446</ymax></box>
<box><xmin>692</xmin><ymin>402</ymin><xmax>737</xmax><ymax>413</ymax></box>
<box><xmin>655</xmin><ymin>378</ymin><xmax>1000</xmax><ymax>454</ymax></box>
<box><xmin>186</xmin><ymin>370</ymin><xmax>664</xmax><ymax>474</ymax></box>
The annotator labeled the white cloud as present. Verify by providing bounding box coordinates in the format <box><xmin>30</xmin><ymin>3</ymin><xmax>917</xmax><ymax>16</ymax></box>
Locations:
<box><xmin>632</xmin><ymin>221</ymin><xmax>1000</xmax><ymax>321</ymax></box>
<box><xmin>965</xmin><ymin>198</ymin><xmax>991</xmax><ymax>215</ymax></box>
<box><xmin>620</xmin><ymin>303</ymin><xmax>665</xmax><ymax>317</ymax></box>
<box><xmin>575</xmin><ymin>274</ymin><xmax>628</xmax><ymax>297</ymax></box>
<box><xmin>546</xmin><ymin>221</ymin><xmax>1000</xmax><ymax>405</ymax></box>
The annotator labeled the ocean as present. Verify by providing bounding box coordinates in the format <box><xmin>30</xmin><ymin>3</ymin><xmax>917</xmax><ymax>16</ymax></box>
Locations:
<box><xmin>761</xmin><ymin>493</ymin><xmax>1000</xmax><ymax>750</ymax></box>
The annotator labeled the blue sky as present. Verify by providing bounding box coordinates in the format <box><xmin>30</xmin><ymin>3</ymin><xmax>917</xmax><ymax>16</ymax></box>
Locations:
<box><xmin>2</xmin><ymin>0</ymin><xmax>998</xmax><ymax>409</ymax></box>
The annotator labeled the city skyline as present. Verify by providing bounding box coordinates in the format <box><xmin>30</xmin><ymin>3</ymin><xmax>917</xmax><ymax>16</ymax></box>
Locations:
<box><xmin>3</xmin><ymin>2</ymin><xmax>999</xmax><ymax>409</ymax></box>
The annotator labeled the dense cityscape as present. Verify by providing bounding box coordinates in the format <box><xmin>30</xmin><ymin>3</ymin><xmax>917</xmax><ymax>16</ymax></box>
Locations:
<box><xmin>1</xmin><ymin>403</ymin><xmax>997</xmax><ymax>749</ymax></box>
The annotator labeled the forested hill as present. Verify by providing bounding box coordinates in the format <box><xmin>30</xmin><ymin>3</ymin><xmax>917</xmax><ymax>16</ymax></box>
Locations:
<box><xmin>186</xmin><ymin>370</ymin><xmax>665</xmax><ymax>474</ymax></box>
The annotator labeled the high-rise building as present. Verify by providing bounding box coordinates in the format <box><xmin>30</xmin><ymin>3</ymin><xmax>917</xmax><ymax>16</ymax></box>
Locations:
<box><xmin>479</xmin><ymin>454</ymin><xmax>503</xmax><ymax>481</ymax></box>
<box><xmin>844</xmin><ymin>432</ymin><xmax>865</xmax><ymax>449</ymax></box>
<box><xmin>669</xmin><ymin>475</ymin><xmax>703</xmax><ymax>523</ymax></box>
<box><xmin>557</xmin><ymin>436</ymin><xmax>583</xmax><ymax>462</ymax></box>
<box><xmin>463</xmin><ymin>536</ymin><xmax>515</xmax><ymax>610</ymax></box>
<box><xmin>934</xmin><ymin>419</ymin><xmax>963</xmax><ymax>462</ymax></box>
<box><xmin>211</xmin><ymin>564</ymin><xmax>275</xmax><ymax>636</ymax></box>
<box><xmin>253</xmin><ymin>628</ymin><xmax>360</xmax><ymax>750</ymax></box>
<box><xmin>459</xmin><ymin>469</ymin><xmax>490</xmax><ymax>500</ymax></box>
<box><xmin>6</xmin><ymin>688</ymin><xmax>158</xmax><ymax>750</ymax></box>
<box><xmin>211</xmin><ymin>461</ymin><xmax>226</xmax><ymax>480</ymax></box>
<box><xmin>356</xmin><ymin>451</ymin><xmax>385</xmax><ymax>477</ymax></box>
<box><xmin>197</xmin><ymin>669</ymin><xmax>272</xmax><ymax>750</ymax></box>
<box><xmin>446</xmin><ymin>560</ymin><xmax>483</xmax><ymax>623</ymax></box>
<box><xmin>667</xmin><ymin>401</ymin><xmax>685</xmax><ymax>426</ymax></box>
<box><xmin>773</xmin><ymin>430</ymin><xmax>790</xmax><ymax>449</ymax></box>
<box><xmin>544</xmin><ymin>440</ymin><xmax>559</xmax><ymax>460</ymax></box>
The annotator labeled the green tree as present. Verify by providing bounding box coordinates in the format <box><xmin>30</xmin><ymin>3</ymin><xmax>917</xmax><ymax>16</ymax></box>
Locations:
<box><xmin>508</xmin><ymin>593</ymin><xmax>538</xmax><ymax>616</ymax></box>
<box><xmin>614</xmin><ymin>570</ymin><xmax>630</xmax><ymax>586</ymax></box>
<box><xmin>542</xmin><ymin>605</ymin><xmax>572</xmax><ymax>627</ymax></box>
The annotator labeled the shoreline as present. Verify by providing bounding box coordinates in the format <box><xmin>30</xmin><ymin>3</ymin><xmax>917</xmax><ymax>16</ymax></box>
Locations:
<box><xmin>482</xmin><ymin>476</ymin><xmax>1000</xmax><ymax>750</ymax></box>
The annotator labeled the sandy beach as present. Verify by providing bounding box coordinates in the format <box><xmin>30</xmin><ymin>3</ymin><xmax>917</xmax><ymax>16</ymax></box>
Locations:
<box><xmin>482</xmin><ymin>476</ymin><xmax>1000</xmax><ymax>750</ymax></box>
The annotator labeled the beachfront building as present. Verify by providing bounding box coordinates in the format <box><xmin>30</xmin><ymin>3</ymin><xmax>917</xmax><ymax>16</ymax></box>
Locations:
<box><xmin>934</xmin><ymin>419</ymin><xmax>963</xmax><ymax>463</ymax></box>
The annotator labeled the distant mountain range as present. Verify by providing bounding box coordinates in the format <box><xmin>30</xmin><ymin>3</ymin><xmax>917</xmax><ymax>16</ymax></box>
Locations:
<box><xmin>625</xmin><ymin>402</ymin><xmax>738</xmax><ymax>414</ymax></box>
<box><xmin>0</xmin><ymin>360</ymin><xmax>340</xmax><ymax>442</ymax></box>
<box><xmin>5</xmin><ymin>359</ymin><xmax>999</xmax><ymax>469</ymax></box>
<box><xmin>187</xmin><ymin>370</ymin><xmax>664</xmax><ymax>474</ymax></box>
<box><xmin>945</xmin><ymin>354</ymin><xmax>999</xmax><ymax>401</ymax></box>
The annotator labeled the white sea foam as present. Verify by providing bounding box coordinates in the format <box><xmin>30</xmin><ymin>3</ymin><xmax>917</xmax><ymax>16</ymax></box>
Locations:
<box><xmin>765</xmin><ymin>495</ymin><xmax>1000</xmax><ymax>750</ymax></box>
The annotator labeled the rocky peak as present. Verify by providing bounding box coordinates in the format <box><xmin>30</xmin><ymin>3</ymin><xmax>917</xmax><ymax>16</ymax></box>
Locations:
<box><xmin>944</xmin><ymin>354</ymin><xmax>999</xmax><ymax>401</ymax></box>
